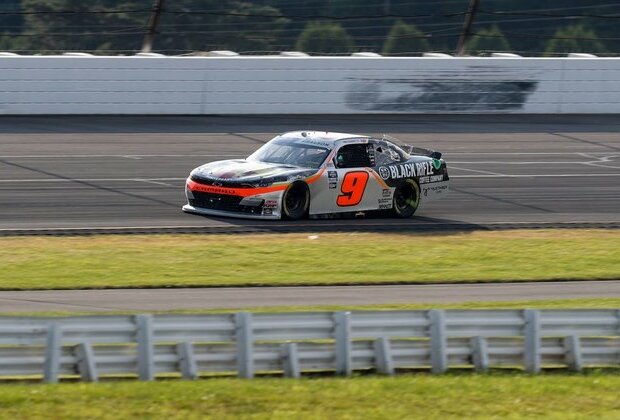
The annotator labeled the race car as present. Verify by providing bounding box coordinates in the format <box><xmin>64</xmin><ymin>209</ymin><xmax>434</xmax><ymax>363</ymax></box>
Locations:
<box><xmin>183</xmin><ymin>131</ymin><xmax>449</xmax><ymax>220</ymax></box>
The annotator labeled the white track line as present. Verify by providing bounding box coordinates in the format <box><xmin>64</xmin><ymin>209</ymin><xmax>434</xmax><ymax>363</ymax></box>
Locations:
<box><xmin>1</xmin><ymin>174</ymin><xmax>620</xmax><ymax>183</ymax></box>
<box><xmin>0</xmin><ymin>178</ymin><xmax>186</xmax><ymax>183</ymax></box>
<box><xmin>452</xmin><ymin>173</ymin><xmax>620</xmax><ymax>178</ymax></box>
<box><xmin>1</xmin><ymin>152</ymin><xmax>618</xmax><ymax>159</ymax></box>
<box><xmin>448</xmin><ymin>166</ymin><xmax>512</xmax><ymax>176</ymax></box>
<box><xmin>0</xmin><ymin>154</ymin><xmax>245</xmax><ymax>158</ymax></box>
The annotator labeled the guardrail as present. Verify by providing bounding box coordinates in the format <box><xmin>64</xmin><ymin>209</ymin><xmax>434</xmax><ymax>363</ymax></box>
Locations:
<box><xmin>1</xmin><ymin>309</ymin><xmax>619</xmax><ymax>383</ymax></box>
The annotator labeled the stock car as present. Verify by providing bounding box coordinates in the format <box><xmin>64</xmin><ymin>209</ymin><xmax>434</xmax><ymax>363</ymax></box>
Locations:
<box><xmin>182</xmin><ymin>131</ymin><xmax>449</xmax><ymax>220</ymax></box>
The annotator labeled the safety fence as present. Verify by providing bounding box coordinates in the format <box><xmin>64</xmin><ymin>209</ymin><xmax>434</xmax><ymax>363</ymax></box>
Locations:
<box><xmin>1</xmin><ymin>309</ymin><xmax>619</xmax><ymax>383</ymax></box>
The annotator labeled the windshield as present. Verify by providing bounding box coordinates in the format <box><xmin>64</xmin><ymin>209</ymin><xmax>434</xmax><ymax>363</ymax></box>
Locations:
<box><xmin>248</xmin><ymin>137</ymin><xmax>331</xmax><ymax>169</ymax></box>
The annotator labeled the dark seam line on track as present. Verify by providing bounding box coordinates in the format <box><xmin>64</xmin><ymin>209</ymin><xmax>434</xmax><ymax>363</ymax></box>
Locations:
<box><xmin>1</xmin><ymin>222</ymin><xmax>618</xmax><ymax>237</ymax></box>
<box><xmin>230</xmin><ymin>133</ymin><xmax>269</xmax><ymax>145</ymax></box>
<box><xmin>551</xmin><ymin>133</ymin><xmax>620</xmax><ymax>152</ymax></box>
<box><xmin>0</xmin><ymin>159</ymin><xmax>180</xmax><ymax>208</ymax></box>
<box><xmin>0</xmin><ymin>296</ymin><xmax>115</xmax><ymax>311</ymax></box>
<box><xmin>0</xmin><ymin>278</ymin><xmax>618</xmax><ymax>292</ymax></box>
<box><xmin>450</xmin><ymin>187</ymin><xmax>554</xmax><ymax>213</ymax></box>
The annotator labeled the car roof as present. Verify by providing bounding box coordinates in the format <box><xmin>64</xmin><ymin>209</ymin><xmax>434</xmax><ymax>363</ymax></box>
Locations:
<box><xmin>279</xmin><ymin>131</ymin><xmax>369</xmax><ymax>143</ymax></box>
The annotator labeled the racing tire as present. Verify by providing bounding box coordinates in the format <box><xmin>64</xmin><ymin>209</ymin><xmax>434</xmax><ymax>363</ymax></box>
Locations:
<box><xmin>391</xmin><ymin>179</ymin><xmax>420</xmax><ymax>218</ymax></box>
<box><xmin>281</xmin><ymin>182</ymin><xmax>310</xmax><ymax>220</ymax></box>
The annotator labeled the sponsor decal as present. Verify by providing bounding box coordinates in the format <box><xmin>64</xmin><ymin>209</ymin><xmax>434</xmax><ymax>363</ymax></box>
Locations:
<box><xmin>420</xmin><ymin>174</ymin><xmax>445</xmax><ymax>184</ymax></box>
<box><xmin>378</xmin><ymin>203</ymin><xmax>392</xmax><ymax>210</ymax></box>
<box><xmin>378</xmin><ymin>166</ymin><xmax>390</xmax><ymax>180</ymax></box>
<box><xmin>382</xmin><ymin>189</ymin><xmax>391</xmax><ymax>197</ymax></box>
<box><xmin>329</xmin><ymin>181</ymin><xmax>338</xmax><ymax>189</ymax></box>
<box><xmin>379</xmin><ymin>161</ymin><xmax>435</xmax><ymax>180</ymax></box>
<box><xmin>263</xmin><ymin>200</ymin><xmax>279</xmax><ymax>209</ymax></box>
<box><xmin>423</xmin><ymin>184</ymin><xmax>448</xmax><ymax>197</ymax></box>
<box><xmin>187</xmin><ymin>180</ymin><xmax>287</xmax><ymax>197</ymax></box>
<box><xmin>367</xmin><ymin>144</ymin><xmax>376</xmax><ymax>166</ymax></box>
<box><xmin>432</xmin><ymin>159</ymin><xmax>442</xmax><ymax>170</ymax></box>
<box><xmin>295</xmin><ymin>138</ymin><xmax>331</xmax><ymax>148</ymax></box>
<box><xmin>263</xmin><ymin>208</ymin><xmax>273</xmax><ymax>215</ymax></box>
<box><xmin>328</xmin><ymin>171</ymin><xmax>338</xmax><ymax>179</ymax></box>
<box><xmin>189</xmin><ymin>184</ymin><xmax>237</xmax><ymax>195</ymax></box>
<box><xmin>378</xmin><ymin>198</ymin><xmax>391</xmax><ymax>205</ymax></box>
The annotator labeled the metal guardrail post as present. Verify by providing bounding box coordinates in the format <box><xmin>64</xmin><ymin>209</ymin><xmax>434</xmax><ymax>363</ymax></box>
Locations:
<box><xmin>334</xmin><ymin>311</ymin><xmax>352</xmax><ymax>376</ymax></box>
<box><xmin>429</xmin><ymin>310</ymin><xmax>448</xmax><ymax>373</ymax></box>
<box><xmin>75</xmin><ymin>342</ymin><xmax>98</xmax><ymax>382</ymax></box>
<box><xmin>176</xmin><ymin>342</ymin><xmax>198</xmax><ymax>380</ymax></box>
<box><xmin>43</xmin><ymin>323</ymin><xmax>62</xmax><ymax>383</ymax></box>
<box><xmin>136</xmin><ymin>314</ymin><xmax>155</xmax><ymax>381</ymax></box>
<box><xmin>470</xmin><ymin>336</ymin><xmax>489</xmax><ymax>372</ymax></box>
<box><xmin>524</xmin><ymin>309</ymin><xmax>541</xmax><ymax>373</ymax></box>
<box><xmin>235</xmin><ymin>312</ymin><xmax>254</xmax><ymax>378</ymax></box>
<box><xmin>374</xmin><ymin>337</ymin><xmax>394</xmax><ymax>375</ymax></box>
<box><xmin>282</xmin><ymin>342</ymin><xmax>300</xmax><ymax>378</ymax></box>
<box><xmin>563</xmin><ymin>335</ymin><xmax>583</xmax><ymax>372</ymax></box>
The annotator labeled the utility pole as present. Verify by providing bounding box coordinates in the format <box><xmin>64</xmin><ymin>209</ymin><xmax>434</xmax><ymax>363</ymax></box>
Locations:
<box><xmin>455</xmin><ymin>0</ymin><xmax>479</xmax><ymax>56</ymax></box>
<box><xmin>141</xmin><ymin>0</ymin><xmax>166</xmax><ymax>53</ymax></box>
<box><xmin>384</xmin><ymin>0</ymin><xmax>390</xmax><ymax>15</ymax></box>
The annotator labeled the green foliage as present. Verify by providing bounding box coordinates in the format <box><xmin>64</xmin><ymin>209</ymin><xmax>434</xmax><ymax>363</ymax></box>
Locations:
<box><xmin>465</xmin><ymin>25</ymin><xmax>511</xmax><ymax>54</ymax></box>
<box><xmin>15</xmin><ymin>0</ymin><xmax>288</xmax><ymax>54</ymax></box>
<box><xmin>295</xmin><ymin>21</ymin><xmax>355</xmax><ymax>54</ymax></box>
<box><xmin>155</xmin><ymin>0</ymin><xmax>289</xmax><ymax>53</ymax></box>
<box><xmin>545</xmin><ymin>24</ymin><xmax>607</xmax><ymax>56</ymax></box>
<box><xmin>0</xmin><ymin>1</ymin><xmax>618</xmax><ymax>56</ymax></box>
<box><xmin>382</xmin><ymin>20</ymin><xmax>429</xmax><ymax>55</ymax></box>
<box><xmin>20</xmin><ymin>0</ymin><xmax>149</xmax><ymax>53</ymax></box>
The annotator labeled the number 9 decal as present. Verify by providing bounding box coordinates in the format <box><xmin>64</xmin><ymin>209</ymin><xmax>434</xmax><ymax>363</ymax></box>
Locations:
<box><xmin>337</xmin><ymin>171</ymin><xmax>369</xmax><ymax>207</ymax></box>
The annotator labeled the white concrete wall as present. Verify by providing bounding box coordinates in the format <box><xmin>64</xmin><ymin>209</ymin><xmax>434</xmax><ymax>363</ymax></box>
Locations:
<box><xmin>0</xmin><ymin>55</ymin><xmax>619</xmax><ymax>114</ymax></box>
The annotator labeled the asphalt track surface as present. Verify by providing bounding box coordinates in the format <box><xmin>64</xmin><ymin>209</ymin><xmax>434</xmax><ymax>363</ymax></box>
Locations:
<box><xmin>1</xmin><ymin>114</ymin><xmax>619</xmax><ymax>233</ymax></box>
<box><xmin>1</xmin><ymin>115</ymin><xmax>619</xmax><ymax>311</ymax></box>
<box><xmin>1</xmin><ymin>281</ymin><xmax>619</xmax><ymax>313</ymax></box>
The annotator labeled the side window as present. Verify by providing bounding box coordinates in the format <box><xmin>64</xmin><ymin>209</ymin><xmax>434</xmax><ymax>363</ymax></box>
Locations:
<box><xmin>374</xmin><ymin>141</ymin><xmax>403</xmax><ymax>166</ymax></box>
<box><xmin>335</xmin><ymin>144</ymin><xmax>372</xmax><ymax>168</ymax></box>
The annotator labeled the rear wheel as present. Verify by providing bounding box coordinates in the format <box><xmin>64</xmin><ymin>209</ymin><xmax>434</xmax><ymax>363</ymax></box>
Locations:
<box><xmin>281</xmin><ymin>182</ymin><xmax>310</xmax><ymax>220</ymax></box>
<box><xmin>391</xmin><ymin>179</ymin><xmax>420</xmax><ymax>218</ymax></box>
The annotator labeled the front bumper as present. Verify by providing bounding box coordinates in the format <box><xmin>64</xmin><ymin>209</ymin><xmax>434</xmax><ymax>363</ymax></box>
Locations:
<box><xmin>182</xmin><ymin>204</ymin><xmax>281</xmax><ymax>220</ymax></box>
<box><xmin>184</xmin><ymin>179</ymin><xmax>283</xmax><ymax>219</ymax></box>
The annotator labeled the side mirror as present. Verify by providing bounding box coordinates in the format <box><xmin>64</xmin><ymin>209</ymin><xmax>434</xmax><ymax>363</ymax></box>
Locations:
<box><xmin>430</xmin><ymin>151</ymin><xmax>442</xmax><ymax>159</ymax></box>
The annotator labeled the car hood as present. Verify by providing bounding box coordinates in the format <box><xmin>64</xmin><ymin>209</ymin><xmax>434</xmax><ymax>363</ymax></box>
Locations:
<box><xmin>191</xmin><ymin>159</ymin><xmax>316</xmax><ymax>184</ymax></box>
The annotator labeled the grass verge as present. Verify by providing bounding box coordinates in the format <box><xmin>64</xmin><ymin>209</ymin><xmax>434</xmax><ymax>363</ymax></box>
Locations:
<box><xmin>1</xmin><ymin>229</ymin><xmax>618</xmax><ymax>290</ymax></box>
<box><xmin>0</xmin><ymin>373</ymin><xmax>619</xmax><ymax>419</ymax></box>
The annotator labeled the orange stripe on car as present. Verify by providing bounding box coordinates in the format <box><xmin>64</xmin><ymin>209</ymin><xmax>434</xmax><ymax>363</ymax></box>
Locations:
<box><xmin>187</xmin><ymin>168</ymin><xmax>325</xmax><ymax>198</ymax></box>
<box><xmin>369</xmin><ymin>169</ymin><xmax>389</xmax><ymax>189</ymax></box>
<box><xmin>304</xmin><ymin>167</ymin><xmax>326</xmax><ymax>184</ymax></box>
<box><xmin>187</xmin><ymin>180</ymin><xmax>287</xmax><ymax>197</ymax></box>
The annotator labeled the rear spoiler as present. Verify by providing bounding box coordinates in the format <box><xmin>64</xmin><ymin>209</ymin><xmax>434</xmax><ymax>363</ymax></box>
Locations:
<box><xmin>405</xmin><ymin>145</ymin><xmax>442</xmax><ymax>160</ymax></box>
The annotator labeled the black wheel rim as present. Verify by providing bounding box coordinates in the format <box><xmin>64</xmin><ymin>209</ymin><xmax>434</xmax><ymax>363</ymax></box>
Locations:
<box><xmin>395</xmin><ymin>184</ymin><xmax>416</xmax><ymax>212</ymax></box>
<box><xmin>284</xmin><ymin>184</ymin><xmax>307</xmax><ymax>216</ymax></box>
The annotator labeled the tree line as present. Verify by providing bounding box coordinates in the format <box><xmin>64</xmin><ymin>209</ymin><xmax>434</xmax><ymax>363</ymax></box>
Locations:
<box><xmin>0</xmin><ymin>0</ymin><xmax>616</xmax><ymax>55</ymax></box>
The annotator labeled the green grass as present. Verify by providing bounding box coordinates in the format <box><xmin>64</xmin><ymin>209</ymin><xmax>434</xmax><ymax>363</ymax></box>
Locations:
<box><xmin>1</xmin><ymin>230</ymin><xmax>618</xmax><ymax>290</ymax></box>
<box><xmin>0</xmin><ymin>373</ymin><xmax>619</xmax><ymax>419</ymax></box>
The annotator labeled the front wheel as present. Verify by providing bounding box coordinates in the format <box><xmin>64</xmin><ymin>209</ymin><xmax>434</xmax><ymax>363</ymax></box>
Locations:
<box><xmin>391</xmin><ymin>179</ymin><xmax>420</xmax><ymax>218</ymax></box>
<box><xmin>281</xmin><ymin>182</ymin><xmax>310</xmax><ymax>220</ymax></box>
